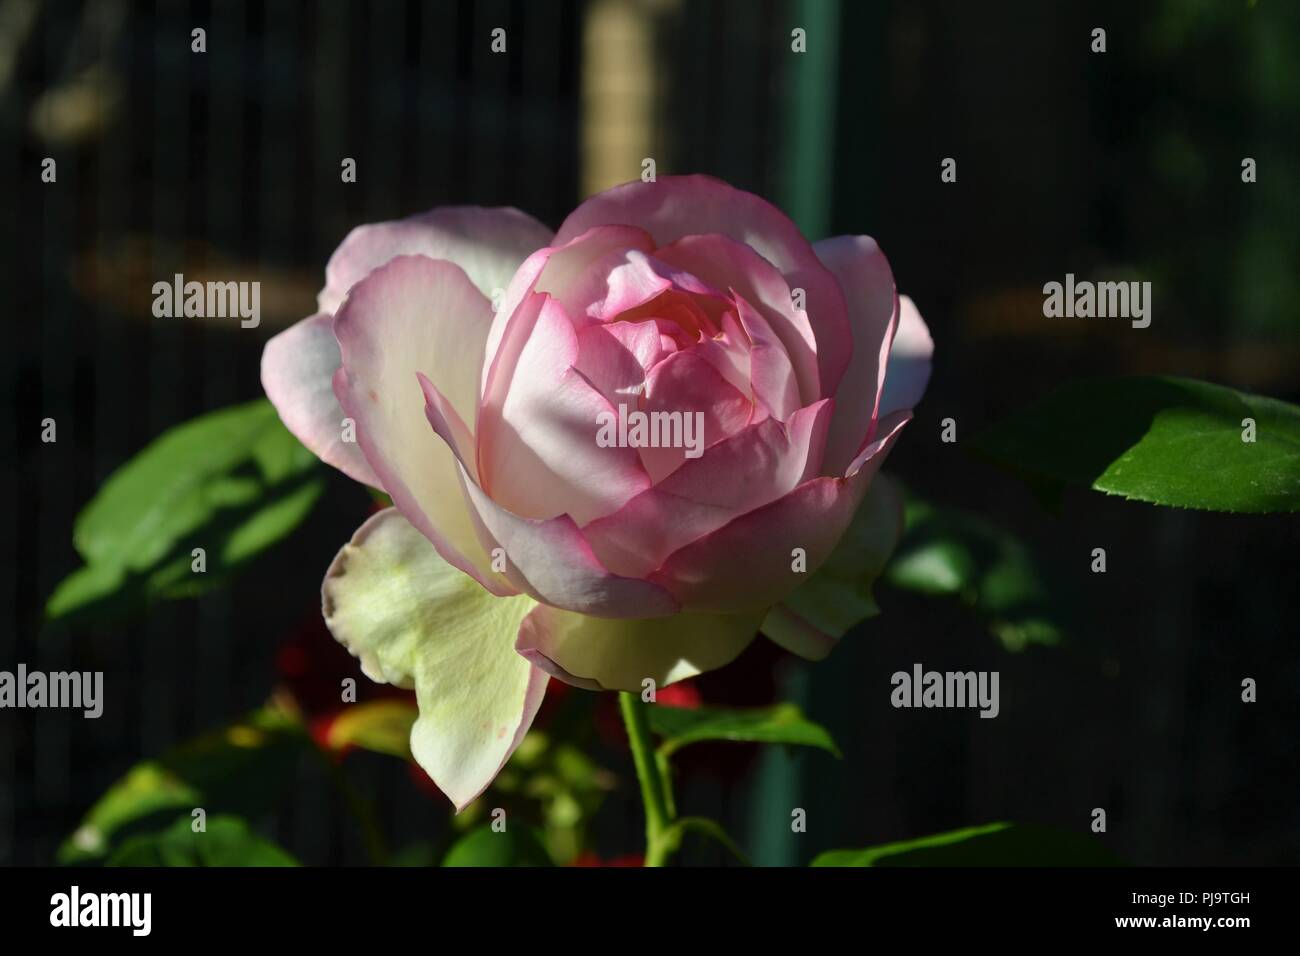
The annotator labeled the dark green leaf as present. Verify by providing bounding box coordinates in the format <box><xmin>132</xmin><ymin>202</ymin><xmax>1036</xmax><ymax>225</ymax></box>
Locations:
<box><xmin>388</xmin><ymin>842</ymin><xmax>439</xmax><ymax>867</ymax></box>
<box><xmin>441</xmin><ymin>824</ymin><xmax>554</xmax><ymax>867</ymax></box>
<box><xmin>58</xmin><ymin>707</ymin><xmax>311</xmax><ymax>864</ymax></box>
<box><xmin>884</xmin><ymin>497</ymin><xmax>1067</xmax><ymax>651</ymax></box>
<box><xmin>106</xmin><ymin>815</ymin><xmax>298</xmax><ymax>867</ymax></box>
<box><xmin>46</xmin><ymin>399</ymin><xmax>324</xmax><ymax>625</ymax></box>
<box><xmin>648</xmin><ymin>702</ymin><xmax>840</xmax><ymax>758</ymax></box>
<box><xmin>662</xmin><ymin>816</ymin><xmax>751</xmax><ymax>866</ymax></box>
<box><xmin>810</xmin><ymin>822</ymin><xmax>1124</xmax><ymax>866</ymax></box>
<box><xmin>973</xmin><ymin>376</ymin><xmax>1300</xmax><ymax>513</ymax></box>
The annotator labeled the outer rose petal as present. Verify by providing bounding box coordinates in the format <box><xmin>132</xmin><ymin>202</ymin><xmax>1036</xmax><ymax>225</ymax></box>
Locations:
<box><xmin>333</xmin><ymin>255</ymin><xmax>512</xmax><ymax>594</ymax></box>
<box><xmin>266</xmin><ymin>208</ymin><xmax>548</xmax><ymax>487</ymax></box>
<box><xmin>761</xmin><ymin>473</ymin><xmax>906</xmax><ymax>660</ymax></box>
<box><xmin>553</xmin><ymin>175</ymin><xmax>852</xmax><ymax>396</ymax></box>
<box><xmin>321</xmin><ymin>508</ymin><xmax>546</xmax><ymax>811</ymax></box>
<box><xmin>516</xmin><ymin>605</ymin><xmax>764</xmax><ymax>692</ymax></box>
<box><xmin>649</xmin><ymin>411</ymin><xmax>911</xmax><ymax>613</ymax></box>
<box><xmin>879</xmin><ymin>295</ymin><xmax>933</xmax><ymax>417</ymax></box>
<box><xmin>320</xmin><ymin>206</ymin><xmax>553</xmax><ymax>312</ymax></box>
<box><xmin>812</xmin><ymin>235</ymin><xmax>899</xmax><ymax>474</ymax></box>
<box><xmin>261</xmin><ymin>313</ymin><xmax>380</xmax><ymax>486</ymax></box>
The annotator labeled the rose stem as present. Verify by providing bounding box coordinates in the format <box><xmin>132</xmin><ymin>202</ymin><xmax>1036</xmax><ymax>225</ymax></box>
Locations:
<box><xmin>618</xmin><ymin>690</ymin><xmax>674</xmax><ymax>866</ymax></box>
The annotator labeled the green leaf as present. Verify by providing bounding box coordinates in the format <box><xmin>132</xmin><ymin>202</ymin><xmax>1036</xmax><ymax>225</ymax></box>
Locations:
<box><xmin>441</xmin><ymin>824</ymin><xmax>555</xmax><ymax>867</ymax></box>
<box><xmin>810</xmin><ymin>822</ymin><xmax>1124</xmax><ymax>867</ymax></box>
<box><xmin>973</xmin><ymin>376</ymin><xmax>1300</xmax><ymax>513</ymax></box>
<box><xmin>58</xmin><ymin>707</ymin><xmax>311</xmax><ymax>864</ymax></box>
<box><xmin>106</xmin><ymin>815</ymin><xmax>298</xmax><ymax>867</ymax></box>
<box><xmin>884</xmin><ymin>497</ymin><xmax>1067</xmax><ymax>651</ymax></box>
<box><xmin>46</xmin><ymin>399</ymin><xmax>325</xmax><ymax>625</ymax></box>
<box><xmin>648</xmin><ymin>702</ymin><xmax>841</xmax><ymax>759</ymax></box>
<box><xmin>661</xmin><ymin>816</ymin><xmax>752</xmax><ymax>866</ymax></box>
<box><xmin>324</xmin><ymin>698</ymin><xmax>418</xmax><ymax>760</ymax></box>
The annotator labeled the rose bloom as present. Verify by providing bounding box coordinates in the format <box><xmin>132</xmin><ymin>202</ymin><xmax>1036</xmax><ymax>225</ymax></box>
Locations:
<box><xmin>262</xmin><ymin>176</ymin><xmax>931</xmax><ymax>808</ymax></box>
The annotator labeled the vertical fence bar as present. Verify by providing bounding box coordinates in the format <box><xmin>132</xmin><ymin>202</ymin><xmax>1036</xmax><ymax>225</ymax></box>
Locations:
<box><xmin>32</xmin><ymin>2</ymin><xmax>77</xmax><ymax>865</ymax></box>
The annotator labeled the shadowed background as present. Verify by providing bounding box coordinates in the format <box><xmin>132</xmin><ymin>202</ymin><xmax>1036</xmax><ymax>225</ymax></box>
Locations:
<box><xmin>1</xmin><ymin>0</ymin><xmax>1297</xmax><ymax>865</ymax></box>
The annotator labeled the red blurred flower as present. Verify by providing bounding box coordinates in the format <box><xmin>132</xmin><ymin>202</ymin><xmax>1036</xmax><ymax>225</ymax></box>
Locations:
<box><xmin>570</xmin><ymin>851</ymin><xmax>644</xmax><ymax>867</ymax></box>
<box><xmin>275</xmin><ymin>610</ymin><xmax>414</xmax><ymax>751</ymax></box>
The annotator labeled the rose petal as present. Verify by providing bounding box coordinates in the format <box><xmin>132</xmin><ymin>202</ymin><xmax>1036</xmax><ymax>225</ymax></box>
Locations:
<box><xmin>457</xmin><ymin>464</ymin><xmax>681</xmax><ymax>619</ymax></box>
<box><xmin>654</xmin><ymin>233</ymin><xmax>825</xmax><ymax>407</ymax></box>
<box><xmin>649</xmin><ymin>411</ymin><xmax>911</xmax><ymax>612</ymax></box>
<box><xmin>759</xmin><ymin>605</ymin><xmax>838</xmax><ymax>663</ymax></box>
<box><xmin>573</xmin><ymin>320</ymin><xmax>672</xmax><ymax>403</ymax></box>
<box><xmin>689</xmin><ymin>308</ymin><xmax>753</xmax><ymax>402</ymax></box>
<box><xmin>417</xmin><ymin>372</ymin><xmax>476</xmax><ymax>474</ymax></box>
<box><xmin>261</xmin><ymin>313</ymin><xmax>379</xmax><ymax>486</ymax></box>
<box><xmin>637</xmin><ymin>349</ymin><xmax>755</xmax><ymax>483</ymax></box>
<box><xmin>555</xmin><ymin>175</ymin><xmax>851</xmax><ymax>396</ymax></box>
<box><xmin>476</xmin><ymin>290</ymin><xmax>652</xmax><ymax>524</ymax></box>
<box><xmin>483</xmin><ymin>225</ymin><xmax>658</xmax><ymax>384</ymax></box>
<box><xmin>320</xmin><ymin>206</ymin><xmax>553</xmax><ymax>312</ymax></box>
<box><xmin>321</xmin><ymin>508</ymin><xmax>545</xmax><ymax>811</ymax></box>
<box><xmin>577</xmin><ymin>247</ymin><xmax>714</xmax><ymax>323</ymax></box>
<box><xmin>420</xmin><ymin>375</ymin><xmax>681</xmax><ymax>619</ymax></box>
<box><xmin>762</xmin><ymin>472</ymin><xmax>906</xmax><ymax>660</ymax></box>
<box><xmin>730</xmin><ymin>294</ymin><xmax>801</xmax><ymax>421</ymax></box>
<box><xmin>332</xmin><ymin>255</ymin><xmax>512</xmax><ymax>594</ymax></box>
<box><xmin>581</xmin><ymin>400</ymin><xmax>833</xmax><ymax>578</ymax></box>
<box><xmin>516</xmin><ymin>604</ymin><xmax>763</xmax><ymax>692</ymax></box>
<box><xmin>812</xmin><ymin>235</ymin><xmax>899</xmax><ymax>474</ymax></box>
<box><xmin>879</xmin><ymin>295</ymin><xmax>933</xmax><ymax>417</ymax></box>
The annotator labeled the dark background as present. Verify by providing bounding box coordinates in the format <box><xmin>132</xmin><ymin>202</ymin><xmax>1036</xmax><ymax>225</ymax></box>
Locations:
<box><xmin>1</xmin><ymin>0</ymin><xmax>1297</xmax><ymax>866</ymax></box>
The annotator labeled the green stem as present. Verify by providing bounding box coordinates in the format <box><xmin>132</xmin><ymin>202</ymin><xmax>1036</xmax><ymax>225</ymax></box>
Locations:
<box><xmin>618</xmin><ymin>691</ymin><xmax>673</xmax><ymax>866</ymax></box>
<box><xmin>663</xmin><ymin>817</ymin><xmax>753</xmax><ymax>866</ymax></box>
<box><xmin>655</xmin><ymin>749</ymin><xmax>678</xmax><ymax>819</ymax></box>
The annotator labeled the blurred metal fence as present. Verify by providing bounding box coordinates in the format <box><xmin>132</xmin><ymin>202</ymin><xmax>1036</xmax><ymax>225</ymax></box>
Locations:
<box><xmin>0</xmin><ymin>0</ymin><xmax>847</xmax><ymax>867</ymax></box>
<box><xmin>1</xmin><ymin>0</ymin><xmax>595</xmax><ymax>865</ymax></box>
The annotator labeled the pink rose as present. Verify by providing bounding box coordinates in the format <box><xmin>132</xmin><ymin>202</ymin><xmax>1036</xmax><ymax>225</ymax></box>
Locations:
<box><xmin>263</xmin><ymin>176</ymin><xmax>931</xmax><ymax>807</ymax></box>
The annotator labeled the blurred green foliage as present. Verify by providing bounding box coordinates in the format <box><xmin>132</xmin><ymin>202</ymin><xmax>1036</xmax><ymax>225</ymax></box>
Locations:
<box><xmin>59</xmin><ymin>707</ymin><xmax>310</xmax><ymax>865</ymax></box>
<box><xmin>46</xmin><ymin>399</ymin><xmax>324</xmax><ymax>628</ymax></box>
<box><xmin>106</xmin><ymin>815</ymin><xmax>299</xmax><ymax>867</ymax></box>
<box><xmin>1134</xmin><ymin>0</ymin><xmax>1300</xmax><ymax>341</ymax></box>
<box><xmin>884</xmin><ymin>496</ymin><xmax>1068</xmax><ymax>652</ymax></box>
<box><xmin>811</xmin><ymin>822</ymin><xmax>1124</xmax><ymax>867</ymax></box>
